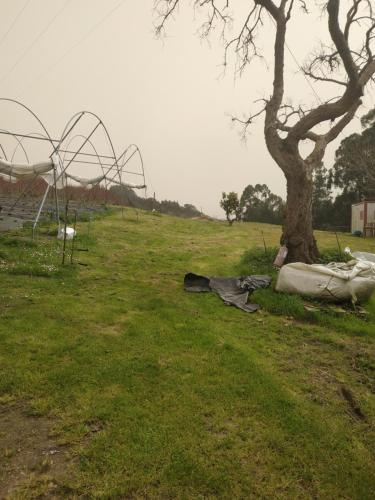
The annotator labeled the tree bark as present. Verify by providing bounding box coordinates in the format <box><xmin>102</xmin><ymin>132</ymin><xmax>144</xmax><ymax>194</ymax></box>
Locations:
<box><xmin>281</xmin><ymin>166</ymin><xmax>319</xmax><ymax>264</ymax></box>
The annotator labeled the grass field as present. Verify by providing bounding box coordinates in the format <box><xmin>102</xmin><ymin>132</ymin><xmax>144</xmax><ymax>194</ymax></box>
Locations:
<box><xmin>0</xmin><ymin>210</ymin><xmax>374</xmax><ymax>499</ymax></box>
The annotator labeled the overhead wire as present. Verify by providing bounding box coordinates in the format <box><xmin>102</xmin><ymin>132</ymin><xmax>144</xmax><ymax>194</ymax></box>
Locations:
<box><xmin>284</xmin><ymin>42</ymin><xmax>323</xmax><ymax>105</ymax></box>
<box><xmin>17</xmin><ymin>0</ymin><xmax>127</xmax><ymax>98</ymax></box>
<box><xmin>280</xmin><ymin>18</ymin><xmax>375</xmax><ymax>116</ymax></box>
<box><xmin>0</xmin><ymin>0</ymin><xmax>73</xmax><ymax>87</ymax></box>
<box><xmin>0</xmin><ymin>0</ymin><xmax>32</xmax><ymax>52</ymax></box>
<box><xmin>267</xmin><ymin>12</ymin><xmax>323</xmax><ymax>105</ymax></box>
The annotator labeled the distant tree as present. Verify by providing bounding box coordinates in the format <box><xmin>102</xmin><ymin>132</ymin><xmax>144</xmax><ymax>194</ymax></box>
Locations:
<box><xmin>331</xmin><ymin>108</ymin><xmax>375</xmax><ymax>201</ymax></box>
<box><xmin>220</xmin><ymin>192</ymin><xmax>240</xmax><ymax>225</ymax></box>
<box><xmin>312</xmin><ymin>165</ymin><xmax>334</xmax><ymax>230</ymax></box>
<box><xmin>183</xmin><ymin>203</ymin><xmax>202</xmax><ymax>217</ymax></box>
<box><xmin>330</xmin><ymin>190</ymin><xmax>355</xmax><ymax>231</ymax></box>
<box><xmin>320</xmin><ymin>107</ymin><xmax>375</xmax><ymax>231</ymax></box>
<box><xmin>110</xmin><ymin>185</ymin><xmax>201</xmax><ymax>218</ymax></box>
<box><xmin>240</xmin><ymin>184</ymin><xmax>284</xmax><ymax>224</ymax></box>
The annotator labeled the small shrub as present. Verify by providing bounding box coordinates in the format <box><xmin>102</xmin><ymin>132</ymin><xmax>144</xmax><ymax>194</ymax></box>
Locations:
<box><xmin>318</xmin><ymin>248</ymin><xmax>351</xmax><ymax>264</ymax></box>
<box><xmin>237</xmin><ymin>246</ymin><xmax>278</xmax><ymax>276</ymax></box>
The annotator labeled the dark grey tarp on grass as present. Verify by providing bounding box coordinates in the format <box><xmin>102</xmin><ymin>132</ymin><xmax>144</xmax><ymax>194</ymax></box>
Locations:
<box><xmin>184</xmin><ymin>273</ymin><xmax>272</xmax><ymax>312</ymax></box>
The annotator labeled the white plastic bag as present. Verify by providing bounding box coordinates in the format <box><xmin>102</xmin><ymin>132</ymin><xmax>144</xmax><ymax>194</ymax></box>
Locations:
<box><xmin>57</xmin><ymin>226</ymin><xmax>76</xmax><ymax>240</ymax></box>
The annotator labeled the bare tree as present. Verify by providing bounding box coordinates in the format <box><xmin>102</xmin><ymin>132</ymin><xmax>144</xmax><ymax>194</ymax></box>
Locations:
<box><xmin>154</xmin><ymin>0</ymin><xmax>375</xmax><ymax>263</ymax></box>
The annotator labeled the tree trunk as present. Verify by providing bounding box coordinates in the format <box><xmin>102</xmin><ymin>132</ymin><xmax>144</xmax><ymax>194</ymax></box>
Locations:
<box><xmin>281</xmin><ymin>168</ymin><xmax>319</xmax><ymax>264</ymax></box>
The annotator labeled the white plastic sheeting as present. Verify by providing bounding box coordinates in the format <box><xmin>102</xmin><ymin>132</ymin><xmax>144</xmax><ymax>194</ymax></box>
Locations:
<box><xmin>65</xmin><ymin>173</ymin><xmax>146</xmax><ymax>189</ymax></box>
<box><xmin>0</xmin><ymin>158</ymin><xmax>53</xmax><ymax>179</ymax></box>
<box><xmin>65</xmin><ymin>173</ymin><xmax>106</xmax><ymax>187</ymax></box>
<box><xmin>352</xmin><ymin>251</ymin><xmax>375</xmax><ymax>264</ymax></box>
<box><xmin>0</xmin><ymin>153</ymin><xmax>146</xmax><ymax>190</ymax></box>
<box><xmin>276</xmin><ymin>257</ymin><xmax>375</xmax><ymax>303</ymax></box>
<box><xmin>41</xmin><ymin>173</ymin><xmax>65</xmax><ymax>189</ymax></box>
<box><xmin>57</xmin><ymin>226</ymin><xmax>76</xmax><ymax>240</ymax></box>
<box><xmin>110</xmin><ymin>178</ymin><xmax>146</xmax><ymax>189</ymax></box>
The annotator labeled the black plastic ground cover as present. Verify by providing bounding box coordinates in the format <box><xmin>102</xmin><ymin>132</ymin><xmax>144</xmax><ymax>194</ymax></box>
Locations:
<box><xmin>184</xmin><ymin>273</ymin><xmax>272</xmax><ymax>313</ymax></box>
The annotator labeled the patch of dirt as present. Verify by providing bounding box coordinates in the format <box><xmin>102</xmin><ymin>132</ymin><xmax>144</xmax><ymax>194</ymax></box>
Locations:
<box><xmin>340</xmin><ymin>386</ymin><xmax>367</xmax><ymax>421</ymax></box>
<box><xmin>0</xmin><ymin>400</ymin><xmax>76</xmax><ymax>498</ymax></box>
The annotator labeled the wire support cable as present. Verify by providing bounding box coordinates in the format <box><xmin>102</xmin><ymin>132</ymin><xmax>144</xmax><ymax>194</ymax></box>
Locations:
<box><xmin>0</xmin><ymin>0</ymin><xmax>32</xmax><ymax>51</ymax></box>
<box><xmin>0</xmin><ymin>0</ymin><xmax>73</xmax><ymax>87</ymax></box>
<box><xmin>17</xmin><ymin>0</ymin><xmax>127</xmax><ymax>97</ymax></box>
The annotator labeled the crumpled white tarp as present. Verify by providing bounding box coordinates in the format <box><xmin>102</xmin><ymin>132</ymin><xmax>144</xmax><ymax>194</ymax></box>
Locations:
<box><xmin>65</xmin><ymin>173</ymin><xmax>146</xmax><ymax>189</ymax></box>
<box><xmin>0</xmin><ymin>158</ymin><xmax>54</xmax><ymax>179</ymax></box>
<box><xmin>351</xmin><ymin>251</ymin><xmax>375</xmax><ymax>264</ymax></box>
<box><xmin>276</xmin><ymin>255</ymin><xmax>375</xmax><ymax>303</ymax></box>
<box><xmin>65</xmin><ymin>172</ymin><xmax>106</xmax><ymax>187</ymax></box>
<box><xmin>41</xmin><ymin>172</ymin><xmax>65</xmax><ymax>189</ymax></box>
<box><xmin>107</xmin><ymin>178</ymin><xmax>146</xmax><ymax>189</ymax></box>
<box><xmin>0</xmin><ymin>153</ymin><xmax>146</xmax><ymax>190</ymax></box>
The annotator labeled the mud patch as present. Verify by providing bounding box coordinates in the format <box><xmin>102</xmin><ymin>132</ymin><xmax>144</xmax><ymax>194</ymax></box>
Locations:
<box><xmin>0</xmin><ymin>400</ymin><xmax>75</xmax><ymax>498</ymax></box>
<box><xmin>340</xmin><ymin>386</ymin><xmax>366</xmax><ymax>421</ymax></box>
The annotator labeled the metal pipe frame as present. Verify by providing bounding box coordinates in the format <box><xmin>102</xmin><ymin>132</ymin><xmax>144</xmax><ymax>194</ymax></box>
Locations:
<box><xmin>0</xmin><ymin>98</ymin><xmax>147</xmax><ymax>231</ymax></box>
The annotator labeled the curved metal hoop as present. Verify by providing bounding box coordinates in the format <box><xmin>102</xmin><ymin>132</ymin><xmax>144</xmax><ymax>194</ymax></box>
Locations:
<box><xmin>0</xmin><ymin>128</ymin><xmax>30</xmax><ymax>163</ymax></box>
<box><xmin>0</xmin><ymin>98</ymin><xmax>55</xmax><ymax>148</ymax></box>
<box><xmin>0</xmin><ymin>98</ymin><xmax>147</xmax><ymax>231</ymax></box>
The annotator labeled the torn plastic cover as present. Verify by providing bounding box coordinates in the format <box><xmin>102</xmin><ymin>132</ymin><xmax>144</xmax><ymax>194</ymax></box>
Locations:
<box><xmin>276</xmin><ymin>259</ymin><xmax>375</xmax><ymax>303</ymax></box>
<box><xmin>184</xmin><ymin>273</ymin><xmax>272</xmax><ymax>312</ymax></box>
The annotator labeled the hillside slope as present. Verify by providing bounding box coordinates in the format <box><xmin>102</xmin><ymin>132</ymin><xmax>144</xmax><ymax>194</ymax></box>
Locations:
<box><xmin>0</xmin><ymin>211</ymin><xmax>374</xmax><ymax>498</ymax></box>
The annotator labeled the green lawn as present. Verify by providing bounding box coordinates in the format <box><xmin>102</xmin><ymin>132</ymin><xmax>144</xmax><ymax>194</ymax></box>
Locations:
<box><xmin>0</xmin><ymin>210</ymin><xmax>374</xmax><ymax>498</ymax></box>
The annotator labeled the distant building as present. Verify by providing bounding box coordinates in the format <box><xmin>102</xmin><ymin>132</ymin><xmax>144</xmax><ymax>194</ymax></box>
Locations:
<box><xmin>351</xmin><ymin>200</ymin><xmax>375</xmax><ymax>236</ymax></box>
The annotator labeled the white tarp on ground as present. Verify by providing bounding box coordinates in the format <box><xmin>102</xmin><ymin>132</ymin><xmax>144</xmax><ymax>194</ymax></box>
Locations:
<box><xmin>0</xmin><ymin>158</ymin><xmax>54</xmax><ymax>179</ymax></box>
<box><xmin>276</xmin><ymin>258</ymin><xmax>375</xmax><ymax>303</ymax></box>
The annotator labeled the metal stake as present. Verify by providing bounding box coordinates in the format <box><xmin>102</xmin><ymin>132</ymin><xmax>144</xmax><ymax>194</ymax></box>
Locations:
<box><xmin>261</xmin><ymin>230</ymin><xmax>268</xmax><ymax>257</ymax></box>
<box><xmin>335</xmin><ymin>232</ymin><xmax>343</xmax><ymax>260</ymax></box>
<box><xmin>62</xmin><ymin>201</ymin><xmax>69</xmax><ymax>265</ymax></box>
<box><xmin>70</xmin><ymin>210</ymin><xmax>77</xmax><ymax>264</ymax></box>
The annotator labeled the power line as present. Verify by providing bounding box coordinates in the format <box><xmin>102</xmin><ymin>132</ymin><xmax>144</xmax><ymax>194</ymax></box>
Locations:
<box><xmin>267</xmin><ymin>12</ymin><xmax>323</xmax><ymax>105</ymax></box>
<box><xmin>17</xmin><ymin>0</ymin><xmax>127</xmax><ymax>98</ymax></box>
<box><xmin>0</xmin><ymin>0</ymin><xmax>72</xmax><ymax>87</ymax></box>
<box><xmin>284</xmin><ymin>41</ymin><xmax>323</xmax><ymax>105</ymax></box>
<box><xmin>0</xmin><ymin>0</ymin><xmax>32</xmax><ymax>51</ymax></box>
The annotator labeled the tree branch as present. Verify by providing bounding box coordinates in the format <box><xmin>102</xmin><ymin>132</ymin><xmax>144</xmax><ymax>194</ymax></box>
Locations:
<box><xmin>325</xmin><ymin>100</ymin><xmax>362</xmax><ymax>143</ymax></box>
<box><xmin>328</xmin><ymin>0</ymin><xmax>359</xmax><ymax>84</ymax></box>
<box><xmin>153</xmin><ymin>0</ymin><xmax>375</xmax><ymax>171</ymax></box>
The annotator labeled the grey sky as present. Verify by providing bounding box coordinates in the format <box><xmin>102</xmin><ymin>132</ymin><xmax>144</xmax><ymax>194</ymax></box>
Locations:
<box><xmin>1</xmin><ymin>0</ymin><xmax>374</xmax><ymax>217</ymax></box>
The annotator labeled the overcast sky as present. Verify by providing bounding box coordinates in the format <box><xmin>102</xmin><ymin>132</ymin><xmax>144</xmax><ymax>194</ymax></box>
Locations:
<box><xmin>1</xmin><ymin>0</ymin><xmax>374</xmax><ymax>217</ymax></box>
